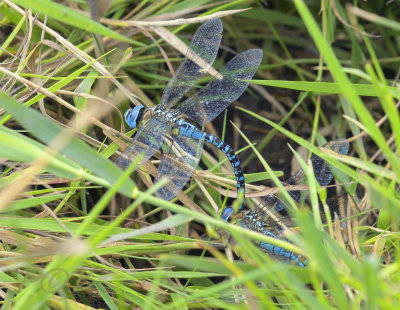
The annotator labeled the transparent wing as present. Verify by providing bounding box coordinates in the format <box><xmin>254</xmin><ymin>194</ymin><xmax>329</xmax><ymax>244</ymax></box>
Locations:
<box><xmin>154</xmin><ymin>135</ymin><xmax>203</xmax><ymax>201</ymax></box>
<box><xmin>311</xmin><ymin>139</ymin><xmax>349</xmax><ymax>185</ymax></box>
<box><xmin>115</xmin><ymin>117</ymin><xmax>167</xmax><ymax>170</ymax></box>
<box><xmin>160</xmin><ymin>18</ymin><xmax>223</xmax><ymax>109</ymax></box>
<box><xmin>176</xmin><ymin>49</ymin><xmax>263</xmax><ymax>126</ymax></box>
<box><xmin>260</xmin><ymin>139</ymin><xmax>350</xmax><ymax>213</ymax></box>
<box><xmin>323</xmin><ymin>194</ymin><xmax>350</xmax><ymax>225</ymax></box>
<box><xmin>261</xmin><ymin>194</ymin><xmax>291</xmax><ymax>215</ymax></box>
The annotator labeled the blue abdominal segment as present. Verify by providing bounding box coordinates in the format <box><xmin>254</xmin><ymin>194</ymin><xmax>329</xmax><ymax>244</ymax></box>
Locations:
<box><xmin>176</xmin><ymin>119</ymin><xmax>245</xmax><ymax>214</ymax></box>
<box><xmin>238</xmin><ymin>210</ymin><xmax>308</xmax><ymax>267</ymax></box>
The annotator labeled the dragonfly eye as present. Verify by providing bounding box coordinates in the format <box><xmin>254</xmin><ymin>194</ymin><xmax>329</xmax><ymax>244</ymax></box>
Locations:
<box><xmin>221</xmin><ymin>207</ymin><xmax>234</xmax><ymax>221</ymax></box>
<box><xmin>124</xmin><ymin>105</ymin><xmax>144</xmax><ymax>129</ymax></box>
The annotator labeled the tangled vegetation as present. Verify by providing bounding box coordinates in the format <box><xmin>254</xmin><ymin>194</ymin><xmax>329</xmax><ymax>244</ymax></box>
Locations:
<box><xmin>0</xmin><ymin>1</ymin><xmax>399</xmax><ymax>309</ymax></box>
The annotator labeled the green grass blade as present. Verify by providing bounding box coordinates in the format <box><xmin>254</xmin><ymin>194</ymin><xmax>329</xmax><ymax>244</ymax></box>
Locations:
<box><xmin>251</xmin><ymin>80</ymin><xmax>400</xmax><ymax>97</ymax></box>
<box><xmin>10</xmin><ymin>0</ymin><xmax>143</xmax><ymax>46</ymax></box>
<box><xmin>0</xmin><ymin>92</ymin><xmax>136</xmax><ymax>197</ymax></box>
<box><xmin>2</xmin><ymin>193</ymin><xmax>66</xmax><ymax>213</ymax></box>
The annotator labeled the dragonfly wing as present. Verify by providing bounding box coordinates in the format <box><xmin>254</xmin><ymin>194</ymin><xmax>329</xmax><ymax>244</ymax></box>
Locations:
<box><xmin>311</xmin><ymin>139</ymin><xmax>350</xmax><ymax>185</ymax></box>
<box><xmin>115</xmin><ymin>117</ymin><xmax>167</xmax><ymax>170</ymax></box>
<box><xmin>160</xmin><ymin>19</ymin><xmax>223</xmax><ymax>108</ymax></box>
<box><xmin>154</xmin><ymin>134</ymin><xmax>203</xmax><ymax>201</ymax></box>
<box><xmin>261</xmin><ymin>193</ymin><xmax>291</xmax><ymax>214</ymax></box>
<box><xmin>262</xmin><ymin>139</ymin><xmax>350</xmax><ymax>213</ymax></box>
<box><xmin>176</xmin><ymin>49</ymin><xmax>263</xmax><ymax>126</ymax></box>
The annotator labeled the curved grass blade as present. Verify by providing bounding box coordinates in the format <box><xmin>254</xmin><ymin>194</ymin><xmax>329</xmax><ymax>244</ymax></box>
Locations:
<box><xmin>2</xmin><ymin>194</ymin><xmax>66</xmax><ymax>213</ymax></box>
<box><xmin>250</xmin><ymin>80</ymin><xmax>400</xmax><ymax>97</ymax></box>
<box><xmin>0</xmin><ymin>125</ymin><xmax>86</xmax><ymax>181</ymax></box>
<box><xmin>0</xmin><ymin>92</ymin><xmax>136</xmax><ymax>197</ymax></box>
<box><xmin>10</xmin><ymin>0</ymin><xmax>143</xmax><ymax>46</ymax></box>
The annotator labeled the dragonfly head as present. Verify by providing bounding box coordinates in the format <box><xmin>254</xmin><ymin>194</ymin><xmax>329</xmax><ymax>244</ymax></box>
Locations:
<box><xmin>124</xmin><ymin>105</ymin><xmax>145</xmax><ymax>129</ymax></box>
<box><xmin>221</xmin><ymin>207</ymin><xmax>234</xmax><ymax>221</ymax></box>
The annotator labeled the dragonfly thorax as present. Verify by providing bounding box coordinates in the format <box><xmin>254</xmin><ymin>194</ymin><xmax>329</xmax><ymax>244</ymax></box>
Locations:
<box><xmin>152</xmin><ymin>106</ymin><xmax>180</xmax><ymax>123</ymax></box>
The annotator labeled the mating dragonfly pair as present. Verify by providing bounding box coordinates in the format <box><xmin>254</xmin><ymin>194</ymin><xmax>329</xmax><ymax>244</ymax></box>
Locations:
<box><xmin>115</xmin><ymin>18</ymin><xmax>349</xmax><ymax>267</ymax></box>
<box><xmin>116</xmin><ymin>18</ymin><xmax>261</xmax><ymax>211</ymax></box>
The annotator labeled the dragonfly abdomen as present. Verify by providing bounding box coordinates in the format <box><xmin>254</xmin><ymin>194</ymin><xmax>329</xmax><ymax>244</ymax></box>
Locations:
<box><xmin>261</xmin><ymin>240</ymin><xmax>308</xmax><ymax>267</ymax></box>
<box><xmin>175</xmin><ymin>119</ymin><xmax>245</xmax><ymax>213</ymax></box>
<box><xmin>203</xmin><ymin>132</ymin><xmax>245</xmax><ymax>212</ymax></box>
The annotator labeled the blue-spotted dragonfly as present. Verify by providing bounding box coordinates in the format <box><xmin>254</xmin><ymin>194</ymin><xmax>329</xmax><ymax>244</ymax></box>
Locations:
<box><xmin>222</xmin><ymin>139</ymin><xmax>349</xmax><ymax>267</ymax></box>
<box><xmin>116</xmin><ymin>19</ymin><xmax>262</xmax><ymax>208</ymax></box>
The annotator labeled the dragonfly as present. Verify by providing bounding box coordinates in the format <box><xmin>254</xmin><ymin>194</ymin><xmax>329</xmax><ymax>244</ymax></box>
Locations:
<box><xmin>116</xmin><ymin>19</ymin><xmax>262</xmax><ymax>208</ymax></box>
<box><xmin>221</xmin><ymin>139</ymin><xmax>350</xmax><ymax>267</ymax></box>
